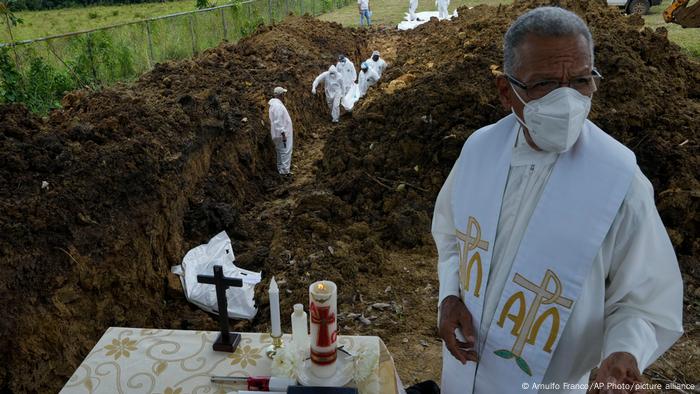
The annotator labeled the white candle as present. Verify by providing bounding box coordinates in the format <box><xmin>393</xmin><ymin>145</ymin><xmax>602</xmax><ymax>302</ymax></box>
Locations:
<box><xmin>309</xmin><ymin>280</ymin><xmax>337</xmax><ymax>378</ymax></box>
<box><xmin>269</xmin><ymin>277</ymin><xmax>281</xmax><ymax>337</ymax></box>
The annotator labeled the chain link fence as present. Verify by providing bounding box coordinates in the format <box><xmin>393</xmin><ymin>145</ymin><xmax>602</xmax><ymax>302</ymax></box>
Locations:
<box><xmin>0</xmin><ymin>0</ymin><xmax>348</xmax><ymax>112</ymax></box>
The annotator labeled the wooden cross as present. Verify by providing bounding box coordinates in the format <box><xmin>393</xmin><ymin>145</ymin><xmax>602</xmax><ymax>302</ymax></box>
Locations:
<box><xmin>197</xmin><ymin>265</ymin><xmax>243</xmax><ymax>352</ymax></box>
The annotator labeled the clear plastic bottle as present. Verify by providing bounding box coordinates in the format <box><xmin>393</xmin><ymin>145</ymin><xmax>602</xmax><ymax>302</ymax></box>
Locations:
<box><xmin>291</xmin><ymin>303</ymin><xmax>309</xmax><ymax>351</ymax></box>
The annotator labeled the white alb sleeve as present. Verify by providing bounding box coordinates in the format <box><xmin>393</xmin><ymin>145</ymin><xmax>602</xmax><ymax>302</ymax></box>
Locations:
<box><xmin>432</xmin><ymin>163</ymin><xmax>461</xmax><ymax>307</ymax></box>
<box><xmin>602</xmin><ymin>170</ymin><xmax>683</xmax><ymax>371</ymax></box>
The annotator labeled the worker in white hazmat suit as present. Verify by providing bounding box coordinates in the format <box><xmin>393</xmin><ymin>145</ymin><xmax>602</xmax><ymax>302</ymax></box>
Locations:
<box><xmin>365</xmin><ymin>51</ymin><xmax>387</xmax><ymax>79</ymax></box>
<box><xmin>335</xmin><ymin>55</ymin><xmax>357</xmax><ymax>96</ymax></box>
<box><xmin>358</xmin><ymin>62</ymin><xmax>379</xmax><ymax>98</ymax></box>
<box><xmin>312</xmin><ymin>65</ymin><xmax>346</xmax><ymax>123</ymax></box>
<box><xmin>268</xmin><ymin>86</ymin><xmax>293</xmax><ymax>175</ymax></box>
<box><xmin>436</xmin><ymin>0</ymin><xmax>449</xmax><ymax>19</ymax></box>
<box><xmin>408</xmin><ymin>0</ymin><xmax>418</xmax><ymax>21</ymax></box>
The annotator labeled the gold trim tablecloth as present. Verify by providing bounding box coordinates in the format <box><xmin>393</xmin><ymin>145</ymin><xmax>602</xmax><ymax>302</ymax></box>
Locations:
<box><xmin>61</xmin><ymin>327</ymin><xmax>402</xmax><ymax>394</ymax></box>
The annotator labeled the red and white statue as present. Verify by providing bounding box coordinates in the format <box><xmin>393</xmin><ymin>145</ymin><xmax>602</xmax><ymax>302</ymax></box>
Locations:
<box><xmin>309</xmin><ymin>280</ymin><xmax>338</xmax><ymax>378</ymax></box>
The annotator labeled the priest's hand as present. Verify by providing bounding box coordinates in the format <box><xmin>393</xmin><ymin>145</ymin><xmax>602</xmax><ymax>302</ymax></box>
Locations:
<box><xmin>438</xmin><ymin>295</ymin><xmax>478</xmax><ymax>364</ymax></box>
<box><xmin>589</xmin><ymin>352</ymin><xmax>645</xmax><ymax>394</ymax></box>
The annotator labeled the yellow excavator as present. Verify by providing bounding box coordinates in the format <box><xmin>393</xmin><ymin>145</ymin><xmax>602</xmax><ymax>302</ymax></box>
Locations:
<box><xmin>663</xmin><ymin>0</ymin><xmax>700</xmax><ymax>27</ymax></box>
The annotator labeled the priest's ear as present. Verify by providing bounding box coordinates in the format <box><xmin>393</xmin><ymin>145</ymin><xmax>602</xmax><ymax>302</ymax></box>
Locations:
<box><xmin>495</xmin><ymin>75</ymin><xmax>515</xmax><ymax>111</ymax></box>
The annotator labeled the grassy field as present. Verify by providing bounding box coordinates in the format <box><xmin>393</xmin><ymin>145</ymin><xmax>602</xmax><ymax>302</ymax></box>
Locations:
<box><xmin>318</xmin><ymin>0</ymin><xmax>501</xmax><ymax>26</ymax></box>
<box><xmin>3</xmin><ymin>0</ymin><xmax>276</xmax><ymax>74</ymax></box>
<box><xmin>3</xmin><ymin>0</ymin><xmax>697</xmax><ymax>57</ymax></box>
<box><xmin>320</xmin><ymin>0</ymin><xmax>700</xmax><ymax>58</ymax></box>
<box><xmin>2</xmin><ymin>0</ymin><xmax>198</xmax><ymax>42</ymax></box>
<box><xmin>647</xmin><ymin>0</ymin><xmax>700</xmax><ymax>58</ymax></box>
<box><xmin>2</xmin><ymin>0</ymin><xmax>342</xmax><ymax>42</ymax></box>
<box><xmin>0</xmin><ymin>0</ymin><xmax>304</xmax><ymax>113</ymax></box>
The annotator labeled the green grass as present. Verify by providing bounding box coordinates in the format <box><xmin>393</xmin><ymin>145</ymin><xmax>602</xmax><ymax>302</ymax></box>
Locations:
<box><xmin>320</xmin><ymin>0</ymin><xmax>700</xmax><ymax>59</ymax></box>
<box><xmin>318</xmin><ymin>0</ymin><xmax>505</xmax><ymax>26</ymax></box>
<box><xmin>2</xmin><ymin>0</ymin><xmax>290</xmax><ymax>75</ymax></box>
<box><xmin>646</xmin><ymin>0</ymin><xmax>700</xmax><ymax>58</ymax></box>
<box><xmin>5</xmin><ymin>0</ymin><xmax>696</xmax><ymax>58</ymax></box>
<box><xmin>0</xmin><ymin>0</ymin><xmax>346</xmax><ymax>113</ymax></box>
<box><xmin>319</xmin><ymin>0</ymin><xmax>498</xmax><ymax>26</ymax></box>
<box><xmin>2</xmin><ymin>0</ymin><xmax>199</xmax><ymax>42</ymax></box>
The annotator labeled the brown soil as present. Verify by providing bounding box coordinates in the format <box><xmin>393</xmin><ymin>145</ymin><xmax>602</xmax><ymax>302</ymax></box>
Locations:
<box><xmin>0</xmin><ymin>0</ymin><xmax>698</xmax><ymax>392</ymax></box>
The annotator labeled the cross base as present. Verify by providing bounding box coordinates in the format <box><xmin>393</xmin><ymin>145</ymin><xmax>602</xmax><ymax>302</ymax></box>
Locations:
<box><xmin>212</xmin><ymin>332</ymin><xmax>241</xmax><ymax>353</ymax></box>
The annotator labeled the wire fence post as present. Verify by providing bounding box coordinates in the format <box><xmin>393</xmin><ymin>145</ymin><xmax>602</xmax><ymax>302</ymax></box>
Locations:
<box><xmin>220</xmin><ymin>8</ymin><xmax>228</xmax><ymax>41</ymax></box>
<box><xmin>312</xmin><ymin>0</ymin><xmax>315</xmax><ymax>16</ymax></box>
<box><xmin>86</xmin><ymin>32</ymin><xmax>98</xmax><ymax>83</ymax></box>
<box><xmin>268</xmin><ymin>0</ymin><xmax>273</xmax><ymax>24</ymax></box>
<box><xmin>188</xmin><ymin>14</ymin><xmax>197</xmax><ymax>55</ymax></box>
<box><xmin>285</xmin><ymin>0</ymin><xmax>289</xmax><ymax>17</ymax></box>
<box><xmin>300</xmin><ymin>0</ymin><xmax>303</xmax><ymax>16</ymax></box>
<box><xmin>145</xmin><ymin>21</ymin><xmax>155</xmax><ymax>68</ymax></box>
<box><xmin>3</xmin><ymin>14</ymin><xmax>23</xmax><ymax>72</ymax></box>
<box><xmin>47</xmin><ymin>39</ymin><xmax>87</xmax><ymax>88</ymax></box>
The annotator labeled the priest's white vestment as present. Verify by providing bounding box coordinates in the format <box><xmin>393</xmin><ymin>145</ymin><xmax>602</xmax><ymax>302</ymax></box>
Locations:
<box><xmin>432</xmin><ymin>114</ymin><xmax>683</xmax><ymax>394</ymax></box>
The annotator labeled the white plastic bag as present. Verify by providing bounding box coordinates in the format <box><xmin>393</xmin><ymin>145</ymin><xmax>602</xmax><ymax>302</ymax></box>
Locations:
<box><xmin>341</xmin><ymin>83</ymin><xmax>360</xmax><ymax>111</ymax></box>
<box><xmin>171</xmin><ymin>231</ymin><xmax>261</xmax><ymax>320</ymax></box>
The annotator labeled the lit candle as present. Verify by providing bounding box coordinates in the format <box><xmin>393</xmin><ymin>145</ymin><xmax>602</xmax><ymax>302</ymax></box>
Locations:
<box><xmin>309</xmin><ymin>280</ymin><xmax>337</xmax><ymax>378</ymax></box>
<box><xmin>269</xmin><ymin>277</ymin><xmax>281</xmax><ymax>337</ymax></box>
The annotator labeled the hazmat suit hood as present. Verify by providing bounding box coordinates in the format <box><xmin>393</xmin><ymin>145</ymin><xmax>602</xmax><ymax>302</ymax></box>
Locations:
<box><xmin>328</xmin><ymin>65</ymin><xmax>338</xmax><ymax>75</ymax></box>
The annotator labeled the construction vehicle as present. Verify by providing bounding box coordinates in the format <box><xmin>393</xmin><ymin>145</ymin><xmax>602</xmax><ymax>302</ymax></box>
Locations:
<box><xmin>608</xmin><ymin>0</ymin><xmax>699</xmax><ymax>25</ymax></box>
<box><xmin>663</xmin><ymin>0</ymin><xmax>700</xmax><ymax>27</ymax></box>
<box><xmin>608</xmin><ymin>0</ymin><xmax>661</xmax><ymax>16</ymax></box>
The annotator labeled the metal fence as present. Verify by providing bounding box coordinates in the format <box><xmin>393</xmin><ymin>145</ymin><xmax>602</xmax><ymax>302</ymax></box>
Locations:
<box><xmin>1</xmin><ymin>0</ymin><xmax>349</xmax><ymax>86</ymax></box>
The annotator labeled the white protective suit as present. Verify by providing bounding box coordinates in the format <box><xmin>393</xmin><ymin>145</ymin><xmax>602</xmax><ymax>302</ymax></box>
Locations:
<box><xmin>358</xmin><ymin>67</ymin><xmax>379</xmax><ymax>98</ymax></box>
<box><xmin>436</xmin><ymin>0</ymin><xmax>449</xmax><ymax>19</ymax></box>
<box><xmin>268</xmin><ymin>97</ymin><xmax>293</xmax><ymax>174</ymax></box>
<box><xmin>433</xmin><ymin>119</ymin><xmax>683</xmax><ymax>393</ymax></box>
<box><xmin>335</xmin><ymin>57</ymin><xmax>357</xmax><ymax>96</ymax></box>
<box><xmin>312</xmin><ymin>65</ymin><xmax>346</xmax><ymax>122</ymax></box>
<box><xmin>365</xmin><ymin>51</ymin><xmax>387</xmax><ymax>79</ymax></box>
<box><xmin>409</xmin><ymin>0</ymin><xmax>418</xmax><ymax>21</ymax></box>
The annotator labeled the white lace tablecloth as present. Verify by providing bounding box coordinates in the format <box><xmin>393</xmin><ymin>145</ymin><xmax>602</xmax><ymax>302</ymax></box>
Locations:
<box><xmin>60</xmin><ymin>327</ymin><xmax>402</xmax><ymax>394</ymax></box>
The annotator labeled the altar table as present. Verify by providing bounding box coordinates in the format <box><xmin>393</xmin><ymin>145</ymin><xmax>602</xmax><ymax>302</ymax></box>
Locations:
<box><xmin>60</xmin><ymin>328</ymin><xmax>403</xmax><ymax>394</ymax></box>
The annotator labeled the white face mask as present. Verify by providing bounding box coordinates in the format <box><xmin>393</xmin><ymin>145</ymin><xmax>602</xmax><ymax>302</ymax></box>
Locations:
<box><xmin>511</xmin><ymin>86</ymin><xmax>592</xmax><ymax>153</ymax></box>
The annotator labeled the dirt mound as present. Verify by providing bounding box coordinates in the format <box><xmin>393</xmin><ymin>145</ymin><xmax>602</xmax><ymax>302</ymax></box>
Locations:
<box><xmin>323</xmin><ymin>0</ymin><xmax>700</xmax><ymax>265</ymax></box>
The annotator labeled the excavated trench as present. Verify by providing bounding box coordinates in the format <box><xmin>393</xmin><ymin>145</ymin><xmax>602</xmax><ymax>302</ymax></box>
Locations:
<box><xmin>0</xmin><ymin>19</ymin><xmax>370</xmax><ymax>392</ymax></box>
<box><xmin>1</xmin><ymin>1</ymin><xmax>699</xmax><ymax>391</ymax></box>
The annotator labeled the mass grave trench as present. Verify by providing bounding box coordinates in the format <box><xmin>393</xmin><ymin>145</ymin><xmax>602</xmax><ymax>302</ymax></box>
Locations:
<box><xmin>0</xmin><ymin>17</ymin><xmax>370</xmax><ymax>392</ymax></box>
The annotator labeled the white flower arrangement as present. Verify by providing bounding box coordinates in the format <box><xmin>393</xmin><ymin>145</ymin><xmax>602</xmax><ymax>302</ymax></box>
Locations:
<box><xmin>271</xmin><ymin>343</ymin><xmax>303</xmax><ymax>380</ymax></box>
<box><xmin>352</xmin><ymin>344</ymin><xmax>379</xmax><ymax>384</ymax></box>
<box><xmin>272</xmin><ymin>342</ymin><xmax>379</xmax><ymax>393</ymax></box>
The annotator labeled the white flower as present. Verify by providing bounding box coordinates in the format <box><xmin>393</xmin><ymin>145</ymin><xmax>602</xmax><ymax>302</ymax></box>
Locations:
<box><xmin>352</xmin><ymin>344</ymin><xmax>379</xmax><ymax>384</ymax></box>
<box><xmin>271</xmin><ymin>344</ymin><xmax>303</xmax><ymax>379</ymax></box>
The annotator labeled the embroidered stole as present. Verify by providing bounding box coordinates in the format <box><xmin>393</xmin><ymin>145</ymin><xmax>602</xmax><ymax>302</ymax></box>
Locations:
<box><xmin>449</xmin><ymin>114</ymin><xmax>635</xmax><ymax>392</ymax></box>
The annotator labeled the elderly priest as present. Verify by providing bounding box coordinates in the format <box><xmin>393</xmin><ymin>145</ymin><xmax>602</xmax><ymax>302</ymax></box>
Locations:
<box><xmin>431</xmin><ymin>6</ymin><xmax>683</xmax><ymax>394</ymax></box>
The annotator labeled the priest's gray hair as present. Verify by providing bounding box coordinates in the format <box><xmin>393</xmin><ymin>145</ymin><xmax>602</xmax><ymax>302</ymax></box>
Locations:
<box><xmin>503</xmin><ymin>7</ymin><xmax>594</xmax><ymax>75</ymax></box>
